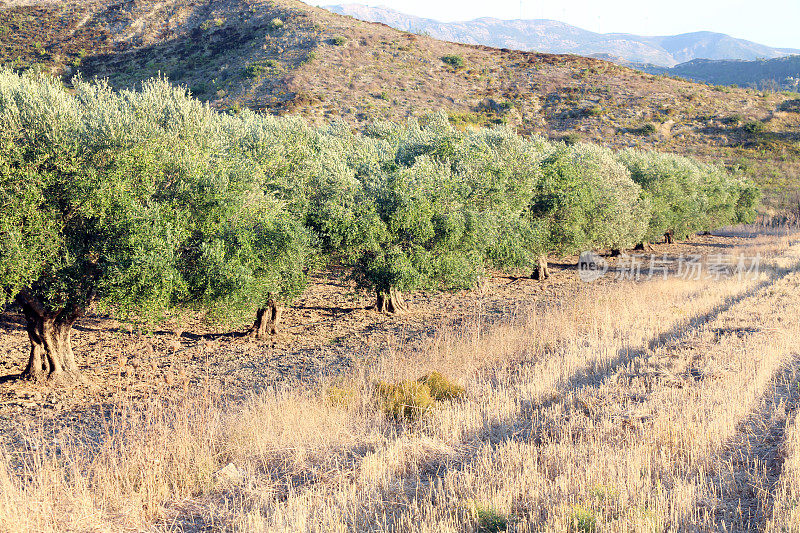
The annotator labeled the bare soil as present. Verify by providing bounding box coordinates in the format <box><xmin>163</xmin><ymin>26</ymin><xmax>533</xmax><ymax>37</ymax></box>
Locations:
<box><xmin>0</xmin><ymin>230</ymin><xmax>777</xmax><ymax>452</ymax></box>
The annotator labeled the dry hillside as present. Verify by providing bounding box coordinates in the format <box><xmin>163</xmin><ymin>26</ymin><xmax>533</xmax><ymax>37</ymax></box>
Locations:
<box><xmin>2</xmin><ymin>0</ymin><xmax>800</xmax><ymax>208</ymax></box>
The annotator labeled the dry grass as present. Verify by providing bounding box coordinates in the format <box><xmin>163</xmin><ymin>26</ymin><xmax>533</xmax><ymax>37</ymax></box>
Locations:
<box><xmin>2</xmin><ymin>227</ymin><xmax>800</xmax><ymax>531</ymax></box>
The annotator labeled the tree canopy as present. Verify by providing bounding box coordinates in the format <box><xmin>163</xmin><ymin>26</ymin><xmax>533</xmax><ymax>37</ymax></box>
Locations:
<box><xmin>0</xmin><ymin>71</ymin><xmax>760</xmax><ymax>381</ymax></box>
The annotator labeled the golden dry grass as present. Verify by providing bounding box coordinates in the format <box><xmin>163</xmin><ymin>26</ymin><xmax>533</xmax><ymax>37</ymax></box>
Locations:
<box><xmin>2</xmin><ymin>226</ymin><xmax>800</xmax><ymax>531</ymax></box>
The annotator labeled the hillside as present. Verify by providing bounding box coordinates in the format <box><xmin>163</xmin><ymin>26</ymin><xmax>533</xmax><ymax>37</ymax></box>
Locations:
<box><xmin>642</xmin><ymin>55</ymin><xmax>800</xmax><ymax>91</ymax></box>
<box><xmin>325</xmin><ymin>4</ymin><xmax>800</xmax><ymax>67</ymax></box>
<box><xmin>1</xmin><ymin>0</ymin><xmax>800</xmax><ymax>210</ymax></box>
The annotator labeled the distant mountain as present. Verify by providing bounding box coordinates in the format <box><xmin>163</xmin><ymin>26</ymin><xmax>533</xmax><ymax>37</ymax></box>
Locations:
<box><xmin>639</xmin><ymin>56</ymin><xmax>800</xmax><ymax>91</ymax></box>
<box><xmin>325</xmin><ymin>4</ymin><xmax>800</xmax><ymax>68</ymax></box>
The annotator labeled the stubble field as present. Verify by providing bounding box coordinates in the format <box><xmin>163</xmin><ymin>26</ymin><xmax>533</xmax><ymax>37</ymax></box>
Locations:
<box><xmin>2</xmin><ymin>225</ymin><xmax>800</xmax><ymax>532</ymax></box>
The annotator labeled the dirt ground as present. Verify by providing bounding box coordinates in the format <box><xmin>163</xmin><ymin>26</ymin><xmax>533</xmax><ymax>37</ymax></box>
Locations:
<box><xmin>0</xmin><ymin>228</ymin><xmax>786</xmax><ymax>451</ymax></box>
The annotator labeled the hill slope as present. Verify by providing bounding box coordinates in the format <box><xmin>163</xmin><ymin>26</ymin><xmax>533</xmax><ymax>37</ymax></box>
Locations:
<box><xmin>325</xmin><ymin>4</ymin><xmax>800</xmax><ymax>67</ymax></box>
<box><xmin>1</xmin><ymin>0</ymin><xmax>800</xmax><ymax>210</ymax></box>
<box><xmin>641</xmin><ymin>55</ymin><xmax>800</xmax><ymax>91</ymax></box>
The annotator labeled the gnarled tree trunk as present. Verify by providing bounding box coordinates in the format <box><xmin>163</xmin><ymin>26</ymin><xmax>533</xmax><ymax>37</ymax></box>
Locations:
<box><xmin>664</xmin><ymin>230</ymin><xmax>675</xmax><ymax>245</ymax></box>
<box><xmin>610</xmin><ymin>249</ymin><xmax>623</xmax><ymax>257</ymax></box>
<box><xmin>531</xmin><ymin>256</ymin><xmax>550</xmax><ymax>281</ymax></box>
<box><xmin>634</xmin><ymin>241</ymin><xmax>652</xmax><ymax>252</ymax></box>
<box><xmin>18</xmin><ymin>291</ymin><xmax>86</xmax><ymax>383</ymax></box>
<box><xmin>375</xmin><ymin>287</ymin><xmax>407</xmax><ymax>315</ymax></box>
<box><xmin>249</xmin><ymin>299</ymin><xmax>282</xmax><ymax>339</ymax></box>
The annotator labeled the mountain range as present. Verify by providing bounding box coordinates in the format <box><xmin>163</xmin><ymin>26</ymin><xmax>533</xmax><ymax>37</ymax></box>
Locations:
<box><xmin>325</xmin><ymin>4</ymin><xmax>800</xmax><ymax>68</ymax></box>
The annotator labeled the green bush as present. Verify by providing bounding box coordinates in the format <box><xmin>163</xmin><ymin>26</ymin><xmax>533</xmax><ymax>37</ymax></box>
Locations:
<box><xmin>636</xmin><ymin>123</ymin><xmax>657</xmax><ymax>135</ymax></box>
<box><xmin>419</xmin><ymin>371</ymin><xmax>465</xmax><ymax>400</ymax></box>
<box><xmin>723</xmin><ymin>114</ymin><xmax>742</xmax><ymax>126</ymax></box>
<box><xmin>330</xmin><ymin>36</ymin><xmax>346</xmax><ymax>46</ymax></box>
<box><xmin>779</xmin><ymin>99</ymin><xmax>800</xmax><ymax>112</ymax></box>
<box><xmin>584</xmin><ymin>105</ymin><xmax>603</xmax><ymax>117</ymax></box>
<box><xmin>377</xmin><ymin>380</ymin><xmax>434</xmax><ymax>420</ymax></box>
<box><xmin>568</xmin><ymin>505</ymin><xmax>597</xmax><ymax>532</ymax></box>
<box><xmin>476</xmin><ymin>506</ymin><xmax>509</xmax><ymax>532</ymax></box>
<box><xmin>743</xmin><ymin>120</ymin><xmax>766</xmax><ymax>135</ymax></box>
<box><xmin>441</xmin><ymin>55</ymin><xmax>465</xmax><ymax>68</ymax></box>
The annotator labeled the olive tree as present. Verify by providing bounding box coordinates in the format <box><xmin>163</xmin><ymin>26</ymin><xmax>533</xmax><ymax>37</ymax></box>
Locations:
<box><xmin>619</xmin><ymin>149</ymin><xmax>758</xmax><ymax>245</ymax></box>
<box><xmin>531</xmin><ymin>143</ymin><xmax>649</xmax><ymax>264</ymax></box>
<box><xmin>0</xmin><ymin>72</ymin><xmax>312</xmax><ymax>380</ymax></box>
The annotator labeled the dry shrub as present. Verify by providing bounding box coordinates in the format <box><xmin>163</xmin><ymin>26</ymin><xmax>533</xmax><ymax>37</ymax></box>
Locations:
<box><xmin>419</xmin><ymin>371</ymin><xmax>465</xmax><ymax>400</ymax></box>
<box><xmin>377</xmin><ymin>379</ymin><xmax>434</xmax><ymax>420</ymax></box>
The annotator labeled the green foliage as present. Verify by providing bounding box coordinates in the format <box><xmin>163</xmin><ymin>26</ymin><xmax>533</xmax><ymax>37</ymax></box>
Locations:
<box><xmin>418</xmin><ymin>371</ymin><xmax>465</xmax><ymax>400</ymax></box>
<box><xmin>568</xmin><ymin>505</ymin><xmax>598</xmax><ymax>532</ymax></box>
<box><xmin>330</xmin><ymin>36</ymin><xmax>347</xmax><ymax>46</ymax></box>
<box><xmin>475</xmin><ymin>506</ymin><xmax>509</xmax><ymax>532</ymax></box>
<box><xmin>242</xmin><ymin>62</ymin><xmax>273</xmax><ymax>79</ymax></box>
<box><xmin>0</xmin><ymin>71</ymin><xmax>315</xmax><ymax>329</ymax></box>
<box><xmin>636</xmin><ymin>123</ymin><xmax>657</xmax><ymax>135</ymax></box>
<box><xmin>377</xmin><ymin>372</ymin><xmax>465</xmax><ymax>419</ymax></box>
<box><xmin>441</xmin><ymin>55</ymin><xmax>465</xmax><ymax>69</ymax></box>
<box><xmin>619</xmin><ymin>150</ymin><xmax>755</xmax><ymax>242</ymax></box>
<box><xmin>723</xmin><ymin>114</ymin><xmax>742</xmax><ymax>126</ymax></box>
<box><xmin>0</xmin><ymin>71</ymin><xmax>760</xmax><ymax>345</ymax></box>
<box><xmin>584</xmin><ymin>104</ymin><xmax>603</xmax><ymax>117</ymax></box>
<box><xmin>377</xmin><ymin>379</ymin><xmax>434</xmax><ymax>420</ymax></box>
<box><xmin>533</xmin><ymin>144</ymin><xmax>648</xmax><ymax>254</ymax></box>
<box><xmin>743</xmin><ymin>120</ymin><xmax>766</xmax><ymax>135</ymax></box>
<box><xmin>779</xmin><ymin>99</ymin><xmax>800</xmax><ymax>112</ymax></box>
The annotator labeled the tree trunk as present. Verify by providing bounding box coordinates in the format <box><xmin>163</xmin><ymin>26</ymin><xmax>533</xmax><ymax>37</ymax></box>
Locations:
<box><xmin>21</xmin><ymin>310</ymin><xmax>80</xmax><ymax>383</ymax></box>
<box><xmin>531</xmin><ymin>256</ymin><xmax>550</xmax><ymax>281</ymax></box>
<box><xmin>664</xmin><ymin>230</ymin><xmax>675</xmax><ymax>245</ymax></box>
<box><xmin>249</xmin><ymin>299</ymin><xmax>282</xmax><ymax>339</ymax></box>
<box><xmin>634</xmin><ymin>241</ymin><xmax>652</xmax><ymax>252</ymax></box>
<box><xmin>610</xmin><ymin>249</ymin><xmax>623</xmax><ymax>257</ymax></box>
<box><xmin>375</xmin><ymin>287</ymin><xmax>408</xmax><ymax>315</ymax></box>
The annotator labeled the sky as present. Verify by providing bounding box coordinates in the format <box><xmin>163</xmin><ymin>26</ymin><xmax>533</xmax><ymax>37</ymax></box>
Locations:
<box><xmin>311</xmin><ymin>0</ymin><xmax>800</xmax><ymax>49</ymax></box>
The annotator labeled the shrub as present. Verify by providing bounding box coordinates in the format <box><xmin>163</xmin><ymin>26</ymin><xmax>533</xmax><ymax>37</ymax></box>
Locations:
<box><xmin>268</xmin><ymin>17</ymin><xmax>284</xmax><ymax>30</ymax></box>
<box><xmin>743</xmin><ymin>120</ymin><xmax>766</xmax><ymax>135</ymax></box>
<box><xmin>475</xmin><ymin>506</ymin><xmax>509</xmax><ymax>532</ymax></box>
<box><xmin>330</xmin><ymin>36</ymin><xmax>346</xmax><ymax>46</ymax></box>
<box><xmin>584</xmin><ymin>104</ymin><xmax>603</xmax><ymax>117</ymax></box>
<box><xmin>722</xmin><ymin>114</ymin><xmax>742</xmax><ymax>126</ymax></box>
<box><xmin>568</xmin><ymin>505</ymin><xmax>598</xmax><ymax>532</ymax></box>
<box><xmin>636</xmin><ymin>123</ymin><xmax>657</xmax><ymax>135</ymax></box>
<box><xmin>419</xmin><ymin>371</ymin><xmax>465</xmax><ymax>400</ymax></box>
<box><xmin>779</xmin><ymin>98</ymin><xmax>800</xmax><ymax>112</ymax></box>
<box><xmin>325</xmin><ymin>385</ymin><xmax>357</xmax><ymax>408</ymax></box>
<box><xmin>441</xmin><ymin>55</ymin><xmax>464</xmax><ymax>68</ymax></box>
<box><xmin>243</xmin><ymin>63</ymin><xmax>266</xmax><ymax>78</ymax></box>
<box><xmin>377</xmin><ymin>380</ymin><xmax>434</xmax><ymax>420</ymax></box>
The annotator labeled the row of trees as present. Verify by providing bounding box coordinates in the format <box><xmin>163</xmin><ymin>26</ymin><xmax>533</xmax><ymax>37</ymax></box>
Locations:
<box><xmin>0</xmin><ymin>71</ymin><xmax>759</xmax><ymax>382</ymax></box>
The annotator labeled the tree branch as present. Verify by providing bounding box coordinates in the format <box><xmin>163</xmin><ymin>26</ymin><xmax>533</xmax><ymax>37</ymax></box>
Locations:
<box><xmin>16</xmin><ymin>289</ymin><xmax>46</xmax><ymax>319</ymax></box>
<box><xmin>58</xmin><ymin>287</ymin><xmax>96</xmax><ymax>326</ymax></box>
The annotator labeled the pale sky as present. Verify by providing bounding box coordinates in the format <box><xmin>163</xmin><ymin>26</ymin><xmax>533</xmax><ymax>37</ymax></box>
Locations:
<box><xmin>313</xmin><ymin>0</ymin><xmax>800</xmax><ymax>49</ymax></box>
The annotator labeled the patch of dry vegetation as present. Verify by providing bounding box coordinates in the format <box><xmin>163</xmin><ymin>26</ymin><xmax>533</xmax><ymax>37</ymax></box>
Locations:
<box><xmin>2</xmin><ymin>227</ymin><xmax>799</xmax><ymax>531</ymax></box>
